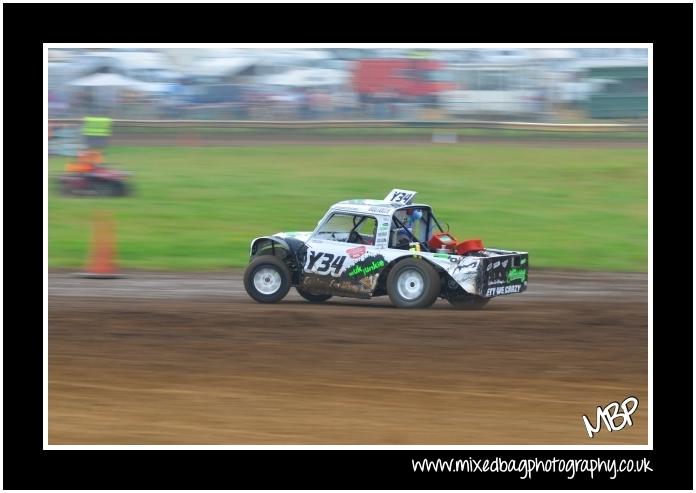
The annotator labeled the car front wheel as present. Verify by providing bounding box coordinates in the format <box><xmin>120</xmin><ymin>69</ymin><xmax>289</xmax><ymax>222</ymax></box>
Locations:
<box><xmin>244</xmin><ymin>255</ymin><xmax>292</xmax><ymax>303</ymax></box>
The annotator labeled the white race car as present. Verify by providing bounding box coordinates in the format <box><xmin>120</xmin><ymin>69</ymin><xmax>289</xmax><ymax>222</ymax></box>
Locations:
<box><xmin>244</xmin><ymin>189</ymin><xmax>528</xmax><ymax>309</ymax></box>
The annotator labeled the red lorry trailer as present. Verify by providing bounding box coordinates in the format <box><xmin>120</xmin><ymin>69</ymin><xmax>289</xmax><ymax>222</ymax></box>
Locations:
<box><xmin>351</xmin><ymin>58</ymin><xmax>451</xmax><ymax>104</ymax></box>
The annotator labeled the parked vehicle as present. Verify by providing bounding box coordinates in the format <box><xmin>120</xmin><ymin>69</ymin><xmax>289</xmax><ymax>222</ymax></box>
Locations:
<box><xmin>352</xmin><ymin>59</ymin><xmax>452</xmax><ymax>104</ymax></box>
<box><xmin>438</xmin><ymin>63</ymin><xmax>545</xmax><ymax>118</ymax></box>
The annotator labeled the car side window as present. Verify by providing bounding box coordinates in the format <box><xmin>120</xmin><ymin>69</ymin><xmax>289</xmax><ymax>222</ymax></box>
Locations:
<box><xmin>314</xmin><ymin>213</ymin><xmax>377</xmax><ymax>245</ymax></box>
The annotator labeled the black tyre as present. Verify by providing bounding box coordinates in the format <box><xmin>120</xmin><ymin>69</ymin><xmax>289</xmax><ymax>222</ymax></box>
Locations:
<box><xmin>296</xmin><ymin>286</ymin><xmax>332</xmax><ymax>303</ymax></box>
<box><xmin>386</xmin><ymin>258</ymin><xmax>441</xmax><ymax>308</ymax></box>
<box><xmin>109</xmin><ymin>182</ymin><xmax>126</xmax><ymax>197</ymax></box>
<box><xmin>91</xmin><ymin>179</ymin><xmax>115</xmax><ymax>196</ymax></box>
<box><xmin>448</xmin><ymin>294</ymin><xmax>490</xmax><ymax>310</ymax></box>
<box><xmin>244</xmin><ymin>255</ymin><xmax>292</xmax><ymax>303</ymax></box>
<box><xmin>58</xmin><ymin>179</ymin><xmax>73</xmax><ymax>196</ymax></box>
<box><xmin>110</xmin><ymin>181</ymin><xmax>127</xmax><ymax>197</ymax></box>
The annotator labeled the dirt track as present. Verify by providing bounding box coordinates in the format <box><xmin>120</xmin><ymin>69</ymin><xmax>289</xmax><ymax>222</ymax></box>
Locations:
<box><xmin>111</xmin><ymin>132</ymin><xmax>646</xmax><ymax>148</ymax></box>
<box><xmin>48</xmin><ymin>269</ymin><xmax>648</xmax><ymax>445</ymax></box>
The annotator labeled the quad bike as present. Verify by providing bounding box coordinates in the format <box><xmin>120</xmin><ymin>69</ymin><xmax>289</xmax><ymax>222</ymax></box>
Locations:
<box><xmin>57</xmin><ymin>151</ymin><xmax>133</xmax><ymax>197</ymax></box>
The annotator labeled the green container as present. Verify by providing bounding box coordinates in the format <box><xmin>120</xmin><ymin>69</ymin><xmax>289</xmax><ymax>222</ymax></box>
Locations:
<box><xmin>585</xmin><ymin>66</ymin><xmax>648</xmax><ymax>119</ymax></box>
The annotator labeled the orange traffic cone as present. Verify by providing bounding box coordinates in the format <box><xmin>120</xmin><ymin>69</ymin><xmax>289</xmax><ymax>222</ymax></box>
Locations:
<box><xmin>78</xmin><ymin>211</ymin><xmax>122</xmax><ymax>278</ymax></box>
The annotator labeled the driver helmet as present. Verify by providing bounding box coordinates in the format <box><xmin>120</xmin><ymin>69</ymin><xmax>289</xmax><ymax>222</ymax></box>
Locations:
<box><xmin>404</xmin><ymin>208</ymin><xmax>423</xmax><ymax>228</ymax></box>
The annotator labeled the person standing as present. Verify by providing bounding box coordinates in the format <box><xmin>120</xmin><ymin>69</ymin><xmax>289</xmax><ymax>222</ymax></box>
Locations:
<box><xmin>82</xmin><ymin>113</ymin><xmax>113</xmax><ymax>154</ymax></box>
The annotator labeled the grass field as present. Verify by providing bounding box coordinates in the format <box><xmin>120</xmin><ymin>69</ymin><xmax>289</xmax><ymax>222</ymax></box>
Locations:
<box><xmin>48</xmin><ymin>144</ymin><xmax>648</xmax><ymax>271</ymax></box>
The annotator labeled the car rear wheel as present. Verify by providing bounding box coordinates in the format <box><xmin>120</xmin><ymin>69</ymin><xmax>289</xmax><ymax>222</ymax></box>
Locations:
<box><xmin>447</xmin><ymin>294</ymin><xmax>490</xmax><ymax>309</ymax></box>
<box><xmin>386</xmin><ymin>258</ymin><xmax>440</xmax><ymax>308</ymax></box>
<box><xmin>296</xmin><ymin>286</ymin><xmax>332</xmax><ymax>303</ymax></box>
<box><xmin>244</xmin><ymin>255</ymin><xmax>292</xmax><ymax>303</ymax></box>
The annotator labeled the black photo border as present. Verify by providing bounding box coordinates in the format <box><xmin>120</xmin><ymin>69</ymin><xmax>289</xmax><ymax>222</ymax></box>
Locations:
<box><xmin>4</xmin><ymin>2</ymin><xmax>692</xmax><ymax>489</ymax></box>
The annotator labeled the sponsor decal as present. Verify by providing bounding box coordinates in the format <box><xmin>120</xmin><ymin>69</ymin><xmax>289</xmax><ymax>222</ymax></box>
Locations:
<box><xmin>305</xmin><ymin>251</ymin><xmax>347</xmax><ymax>276</ymax></box>
<box><xmin>347</xmin><ymin>255</ymin><xmax>386</xmax><ymax>278</ymax></box>
<box><xmin>453</xmin><ymin>260</ymin><xmax>477</xmax><ymax>273</ymax></box>
<box><xmin>368</xmin><ymin>207</ymin><xmax>392</xmax><ymax>214</ymax></box>
<box><xmin>434</xmin><ymin>253</ymin><xmax>449</xmax><ymax>258</ymax></box>
<box><xmin>346</xmin><ymin>246</ymin><xmax>366</xmax><ymax>259</ymax></box>
<box><xmin>507</xmin><ymin>267</ymin><xmax>527</xmax><ymax>283</ymax></box>
<box><xmin>487</xmin><ymin>279</ymin><xmax>506</xmax><ymax>286</ymax></box>
<box><xmin>300</xmin><ymin>252</ymin><xmax>387</xmax><ymax>298</ymax></box>
<box><xmin>486</xmin><ymin>285</ymin><xmax>522</xmax><ymax>297</ymax></box>
<box><xmin>447</xmin><ymin>254</ymin><xmax>477</xmax><ymax>271</ymax></box>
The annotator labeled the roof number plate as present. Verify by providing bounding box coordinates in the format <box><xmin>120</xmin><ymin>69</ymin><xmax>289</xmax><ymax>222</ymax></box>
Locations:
<box><xmin>385</xmin><ymin>189</ymin><xmax>417</xmax><ymax>205</ymax></box>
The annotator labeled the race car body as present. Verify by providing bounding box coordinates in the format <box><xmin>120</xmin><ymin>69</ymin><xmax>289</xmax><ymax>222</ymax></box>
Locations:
<box><xmin>244</xmin><ymin>189</ymin><xmax>528</xmax><ymax>309</ymax></box>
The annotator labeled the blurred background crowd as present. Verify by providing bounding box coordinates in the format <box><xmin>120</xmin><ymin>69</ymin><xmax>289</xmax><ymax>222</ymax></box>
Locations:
<box><xmin>48</xmin><ymin>48</ymin><xmax>648</xmax><ymax>122</ymax></box>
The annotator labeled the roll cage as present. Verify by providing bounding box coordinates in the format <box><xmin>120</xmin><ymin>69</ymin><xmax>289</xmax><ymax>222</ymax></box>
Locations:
<box><xmin>390</xmin><ymin>205</ymin><xmax>447</xmax><ymax>252</ymax></box>
<box><xmin>310</xmin><ymin>203</ymin><xmax>448</xmax><ymax>252</ymax></box>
